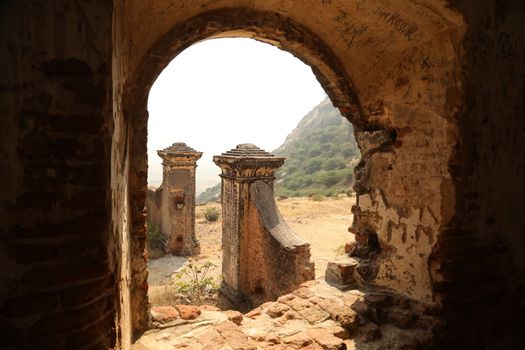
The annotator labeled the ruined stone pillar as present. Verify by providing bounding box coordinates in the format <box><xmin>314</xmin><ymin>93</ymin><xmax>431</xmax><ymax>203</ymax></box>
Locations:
<box><xmin>214</xmin><ymin>144</ymin><xmax>314</xmax><ymax>310</ymax></box>
<box><xmin>157</xmin><ymin>142</ymin><xmax>202</xmax><ymax>255</ymax></box>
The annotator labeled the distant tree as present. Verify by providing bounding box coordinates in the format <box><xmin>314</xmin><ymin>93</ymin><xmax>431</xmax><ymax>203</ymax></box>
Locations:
<box><xmin>284</xmin><ymin>176</ymin><xmax>302</xmax><ymax>190</ymax></box>
<box><xmin>308</xmin><ymin>145</ymin><xmax>323</xmax><ymax>157</ymax></box>
<box><xmin>342</xmin><ymin>142</ymin><xmax>357</xmax><ymax>158</ymax></box>
<box><xmin>305</xmin><ymin>158</ymin><xmax>323</xmax><ymax>174</ymax></box>
<box><xmin>323</xmin><ymin>158</ymin><xmax>347</xmax><ymax>170</ymax></box>
<box><xmin>316</xmin><ymin>170</ymin><xmax>343</xmax><ymax>187</ymax></box>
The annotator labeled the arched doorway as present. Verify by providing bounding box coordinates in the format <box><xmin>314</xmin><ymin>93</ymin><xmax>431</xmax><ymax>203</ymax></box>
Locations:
<box><xmin>113</xmin><ymin>2</ymin><xmax>464</xmax><ymax>344</ymax></box>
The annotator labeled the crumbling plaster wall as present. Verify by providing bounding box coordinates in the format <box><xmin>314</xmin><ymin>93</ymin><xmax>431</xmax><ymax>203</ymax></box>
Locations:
<box><xmin>0</xmin><ymin>0</ymin><xmax>121</xmax><ymax>348</ymax></box>
<box><xmin>114</xmin><ymin>1</ymin><xmax>465</xmax><ymax>331</ymax></box>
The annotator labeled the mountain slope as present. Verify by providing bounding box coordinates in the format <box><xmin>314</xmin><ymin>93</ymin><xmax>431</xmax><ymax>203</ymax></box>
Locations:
<box><xmin>274</xmin><ymin>97</ymin><xmax>359</xmax><ymax>197</ymax></box>
<box><xmin>196</xmin><ymin>97</ymin><xmax>359</xmax><ymax>202</ymax></box>
<box><xmin>197</xmin><ymin>182</ymin><xmax>221</xmax><ymax>203</ymax></box>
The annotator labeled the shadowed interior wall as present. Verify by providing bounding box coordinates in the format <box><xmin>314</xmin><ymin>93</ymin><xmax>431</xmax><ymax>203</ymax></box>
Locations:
<box><xmin>431</xmin><ymin>1</ymin><xmax>525</xmax><ymax>347</ymax></box>
<box><xmin>0</xmin><ymin>0</ymin><xmax>119</xmax><ymax>348</ymax></box>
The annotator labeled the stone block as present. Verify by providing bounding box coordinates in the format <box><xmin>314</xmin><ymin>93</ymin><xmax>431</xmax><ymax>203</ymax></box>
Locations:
<box><xmin>225</xmin><ymin>310</ymin><xmax>244</xmax><ymax>325</ymax></box>
<box><xmin>324</xmin><ymin>259</ymin><xmax>358</xmax><ymax>288</ymax></box>
<box><xmin>266</xmin><ymin>303</ymin><xmax>290</xmax><ymax>318</ymax></box>
<box><xmin>306</xmin><ymin>328</ymin><xmax>345</xmax><ymax>350</ymax></box>
<box><xmin>175</xmin><ymin>305</ymin><xmax>201</xmax><ymax>320</ymax></box>
<box><xmin>150</xmin><ymin>306</ymin><xmax>179</xmax><ymax>323</ymax></box>
<box><xmin>356</xmin><ymin>322</ymin><xmax>380</xmax><ymax>343</ymax></box>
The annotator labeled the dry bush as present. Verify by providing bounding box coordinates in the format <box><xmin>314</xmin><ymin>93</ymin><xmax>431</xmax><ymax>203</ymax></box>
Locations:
<box><xmin>204</xmin><ymin>207</ymin><xmax>220</xmax><ymax>222</ymax></box>
<box><xmin>149</xmin><ymin>261</ymin><xmax>220</xmax><ymax>307</ymax></box>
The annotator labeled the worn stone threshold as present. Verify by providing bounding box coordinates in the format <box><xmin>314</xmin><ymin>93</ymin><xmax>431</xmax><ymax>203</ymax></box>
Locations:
<box><xmin>133</xmin><ymin>279</ymin><xmax>429</xmax><ymax>350</ymax></box>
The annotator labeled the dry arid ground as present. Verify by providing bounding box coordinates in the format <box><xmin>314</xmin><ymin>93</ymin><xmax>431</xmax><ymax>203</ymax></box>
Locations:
<box><xmin>148</xmin><ymin>195</ymin><xmax>355</xmax><ymax>307</ymax></box>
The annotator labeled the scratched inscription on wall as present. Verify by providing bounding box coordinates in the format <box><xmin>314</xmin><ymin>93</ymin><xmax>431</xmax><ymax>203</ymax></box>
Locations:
<box><xmin>372</xmin><ymin>4</ymin><xmax>423</xmax><ymax>42</ymax></box>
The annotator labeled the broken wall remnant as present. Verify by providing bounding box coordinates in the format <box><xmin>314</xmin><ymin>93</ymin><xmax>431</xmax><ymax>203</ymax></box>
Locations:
<box><xmin>147</xmin><ymin>143</ymin><xmax>202</xmax><ymax>255</ymax></box>
<box><xmin>213</xmin><ymin>144</ymin><xmax>315</xmax><ymax>310</ymax></box>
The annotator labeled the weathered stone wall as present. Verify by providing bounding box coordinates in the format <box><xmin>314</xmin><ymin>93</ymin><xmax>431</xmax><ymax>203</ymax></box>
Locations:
<box><xmin>243</xmin><ymin>182</ymin><xmax>315</xmax><ymax>306</ymax></box>
<box><xmin>151</xmin><ymin>143</ymin><xmax>202</xmax><ymax>255</ymax></box>
<box><xmin>0</xmin><ymin>0</ymin><xmax>119</xmax><ymax>348</ymax></box>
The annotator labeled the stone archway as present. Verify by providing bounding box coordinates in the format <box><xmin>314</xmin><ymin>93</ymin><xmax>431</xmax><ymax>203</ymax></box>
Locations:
<box><xmin>113</xmin><ymin>0</ymin><xmax>465</xmax><ymax>343</ymax></box>
<box><xmin>4</xmin><ymin>0</ymin><xmax>525</xmax><ymax>348</ymax></box>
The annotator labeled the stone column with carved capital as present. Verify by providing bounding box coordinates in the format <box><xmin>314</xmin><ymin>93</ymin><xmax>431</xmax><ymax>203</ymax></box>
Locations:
<box><xmin>157</xmin><ymin>142</ymin><xmax>202</xmax><ymax>255</ymax></box>
<box><xmin>214</xmin><ymin>144</ymin><xmax>314</xmax><ymax>310</ymax></box>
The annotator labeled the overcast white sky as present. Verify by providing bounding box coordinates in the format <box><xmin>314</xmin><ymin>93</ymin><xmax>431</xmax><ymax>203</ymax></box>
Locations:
<box><xmin>147</xmin><ymin>38</ymin><xmax>326</xmax><ymax>192</ymax></box>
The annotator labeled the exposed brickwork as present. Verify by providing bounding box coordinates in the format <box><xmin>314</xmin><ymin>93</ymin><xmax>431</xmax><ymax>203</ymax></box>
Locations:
<box><xmin>0</xmin><ymin>0</ymin><xmax>116</xmax><ymax>348</ymax></box>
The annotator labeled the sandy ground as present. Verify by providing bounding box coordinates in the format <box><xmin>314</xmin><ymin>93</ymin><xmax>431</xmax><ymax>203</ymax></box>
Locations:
<box><xmin>148</xmin><ymin>195</ymin><xmax>355</xmax><ymax>304</ymax></box>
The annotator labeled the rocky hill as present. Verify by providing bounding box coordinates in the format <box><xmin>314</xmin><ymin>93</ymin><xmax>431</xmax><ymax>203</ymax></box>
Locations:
<box><xmin>196</xmin><ymin>97</ymin><xmax>359</xmax><ymax>202</ymax></box>
<box><xmin>197</xmin><ymin>182</ymin><xmax>221</xmax><ymax>204</ymax></box>
<box><xmin>273</xmin><ymin>97</ymin><xmax>359</xmax><ymax>197</ymax></box>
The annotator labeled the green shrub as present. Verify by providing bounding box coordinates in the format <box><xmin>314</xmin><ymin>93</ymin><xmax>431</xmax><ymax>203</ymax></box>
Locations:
<box><xmin>204</xmin><ymin>207</ymin><xmax>220</xmax><ymax>222</ymax></box>
<box><xmin>342</xmin><ymin>142</ymin><xmax>357</xmax><ymax>158</ymax></box>
<box><xmin>308</xmin><ymin>145</ymin><xmax>323</xmax><ymax>157</ymax></box>
<box><xmin>325</xmin><ymin>189</ymin><xmax>336</xmax><ymax>197</ymax></box>
<box><xmin>171</xmin><ymin>261</ymin><xmax>220</xmax><ymax>304</ymax></box>
<box><xmin>323</xmin><ymin>158</ymin><xmax>347</xmax><ymax>170</ymax></box>
<box><xmin>338</xmin><ymin>168</ymin><xmax>354</xmax><ymax>183</ymax></box>
<box><xmin>305</xmin><ymin>158</ymin><xmax>323</xmax><ymax>174</ymax></box>
<box><xmin>325</xmin><ymin>170</ymin><xmax>344</xmax><ymax>187</ymax></box>
<box><xmin>147</xmin><ymin>223</ymin><xmax>167</xmax><ymax>255</ymax></box>
<box><xmin>284</xmin><ymin>176</ymin><xmax>303</xmax><ymax>190</ymax></box>
<box><xmin>310</xmin><ymin>194</ymin><xmax>324</xmax><ymax>202</ymax></box>
<box><xmin>334</xmin><ymin>244</ymin><xmax>345</xmax><ymax>255</ymax></box>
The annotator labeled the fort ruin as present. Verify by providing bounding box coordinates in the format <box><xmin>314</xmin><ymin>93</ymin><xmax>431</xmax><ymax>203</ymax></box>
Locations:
<box><xmin>1</xmin><ymin>1</ymin><xmax>525</xmax><ymax>349</ymax></box>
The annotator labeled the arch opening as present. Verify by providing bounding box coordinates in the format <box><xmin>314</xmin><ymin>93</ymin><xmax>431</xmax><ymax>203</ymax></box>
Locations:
<box><xmin>144</xmin><ymin>37</ymin><xmax>360</xmax><ymax>316</ymax></box>
<box><xmin>121</xmin><ymin>8</ymin><xmax>372</xmax><ymax>336</ymax></box>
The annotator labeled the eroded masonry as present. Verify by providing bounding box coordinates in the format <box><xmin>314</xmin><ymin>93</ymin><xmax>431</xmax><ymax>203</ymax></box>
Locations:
<box><xmin>2</xmin><ymin>1</ymin><xmax>525</xmax><ymax>349</ymax></box>
<box><xmin>147</xmin><ymin>143</ymin><xmax>202</xmax><ymax>255</ymax></box>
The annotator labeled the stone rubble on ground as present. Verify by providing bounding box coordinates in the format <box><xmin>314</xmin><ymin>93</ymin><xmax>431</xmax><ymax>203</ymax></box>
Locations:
<box><xmin>136</xmin><ymin>279</ymin><xmax>431</xmax><ymax>350</ymax></box>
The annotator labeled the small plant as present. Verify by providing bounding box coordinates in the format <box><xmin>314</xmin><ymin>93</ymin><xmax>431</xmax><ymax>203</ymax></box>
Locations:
<box><xmin>325</xmin><ymin>189</ymin><xmax>336</xmax><ymax>197</ymax></box>
<box><xmin>171</xmin><ymin>261</ymin><xmax>220</xmax><ymax>304</ymax></box>
<box><xmin>204</xmin><ymin>207</ymin><xmax>220</xmax><ymax>222</ymax></box>
<box><xmin>334</xmin><ymin>244</ymin><xmax>345</xmax><ymax>255</ymax></box>
<box><xmin>147</xmin><ymin>223</ymin><xmax>167</xmax><ymax>258</ymax></box>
